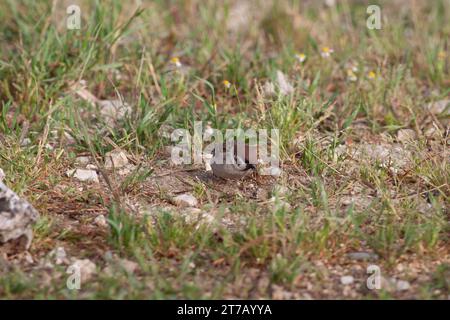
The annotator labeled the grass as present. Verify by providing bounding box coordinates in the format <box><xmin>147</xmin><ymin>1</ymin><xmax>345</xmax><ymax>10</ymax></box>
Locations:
<box><xmin>0</xmin><ymin>0</ymin><xmax>449</xmax><ymax>299</ymax></box>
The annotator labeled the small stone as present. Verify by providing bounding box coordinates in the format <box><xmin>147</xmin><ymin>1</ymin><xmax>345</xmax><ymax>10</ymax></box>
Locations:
<box><xmin>396</xmin><ymin>280</ymin><xmax>411</xmax><ymax>291</ymax></box>
<box><xmin>397</xmin><ymin>129</ymin><xmax>416</xmax><ymax>143</ymax></box>
<box><xmin>86</xmin><ymin>164</ymin><xmax>97</xmax><ymax>170</ymax></box>
<box><xmin>104</xmin><ymin>150</ymin><xmax>129</xmax><ymax>169</ymax></box>
<box><xmin>426</xmin><ymin>99</ymin><xmax>449</xmax><ymax>115</ymax></box>
<box><xmin>172</xmin><ymin>194</ymin><xmax>198</xmax><ymax>207</ymax></box>
<box><xmin>75</xmin><ymin>156</ymin><xmax>91</xmax><ymax>165</ymax></box>
<box><xmin>66</xmin><ymin>169</ymin><xmax>99</xmax><ymax>183</ymax></box>
<box><xmin>69</xmin><ymin>259</ymin><xmax>96</xmax><ymax>283</ymax></box>
<box><xmin>347</xmin><ymin>252</ymin><xmax>379</xmax><ymax>261</ymax></box>
<box><xmin>94</xmin><ymin>215</ymin><xmax>107</xmax><ymax>228</ymax></box>
<box><xmin>340</xmin><ymin>275</ymin><xmax>354</xmax><ymax>285</ymax></box>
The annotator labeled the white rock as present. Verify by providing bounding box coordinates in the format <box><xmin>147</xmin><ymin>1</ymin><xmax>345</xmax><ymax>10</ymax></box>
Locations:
<box><xmin>75</xmin><ymin>156</ymin><xmax>91</xmax><ymax>165</ymax></box>
<box><xmin>66</xmin><ymin>169</ymin><xmax>99</xmax><ymax>183</ymax></box>
<box><xmin>396</xmin><ymin>280</ymin><xmax>411</xmax><ymax>291</ymax></box>
<box><xmin>340</xmin><ymin>275</ymin><xmax>354</xmax><ymax>285</ymax></box>
<box><xmin>69</xmin><ymin>259</ymin><xmax>96</xmax><ymax>283</ymax></box>
<box><xmin>104</xmin><ymin>150</ymin><xmax>129</xmax><ymax>169</ymax></box>
<box><xmin>173</xmin><ymin>194</ymin><xmax>198</xmax><ymax>207</ymax></box>
<box><xmin>93</xmin><ymin>215</ymin><xmax>107</xmax><ymax>227</ymax></box>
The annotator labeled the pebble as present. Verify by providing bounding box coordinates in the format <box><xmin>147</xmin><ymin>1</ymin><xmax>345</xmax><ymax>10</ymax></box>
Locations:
<box><xmin>396</xmin><ymin>280</ymin><xmax>411</xmax><ymax>291</ymax></box>
<box><xmin>94</xmin><ymin>215</ymin><xmax>107</xmax><ymax>227</ymax></box>
<box><xmin>66</xmin><ymin>169</ymin><xmax>99</xmax><ymax>183</ymax></box>
<box><xmin>172</xmin><ymin>194</ymin><xmax>198</xmax><ymax>207</ymax></box>
<box><xmin>105</xmin><ymin>150</ymin><xmax>129</xmax><ymax>169</ymax></box>
<box><xmin>75</xmin><ymin>156</ymin><xmax>91</xmax><ymax>165</ymax></box>
<box><xmin>340</xmin><ymin>275</ymin><xmax>354</xmax><ymax>285</ymax></box>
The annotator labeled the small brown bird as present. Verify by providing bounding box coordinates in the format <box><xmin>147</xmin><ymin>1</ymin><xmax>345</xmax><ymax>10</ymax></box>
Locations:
<box><xmin>210</xmin><ymin>141</ymin><xmax>257</xmax><ymax>180</ymax></box>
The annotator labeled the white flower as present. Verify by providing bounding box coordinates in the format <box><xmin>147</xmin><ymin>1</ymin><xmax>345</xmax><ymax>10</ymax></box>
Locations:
<box><xmin>295</xmin><ymin>53</ymin><xmax>306</xmax><ymax>63</ymax></box>
<box><xmin>347</xmin><ymin>69</ymin><xmax>357</xmax><ymax>82</ymax></box>
<box><xmin>222</xmin><ymin>80</ymin><xmax>231</xmax><ymax>89</ymax></box>
<box><xmin>320</xmin><ymin>47</ymin><xmax>334</xmax><ymax>58</ymax></box>
<box><xmin>367</xmin><ymin>70</ymin><xmax>376</xmax><ymax>80</ymax></box>
<box><xmin>170</xmin><ymin>57</ymin><xmax>182</xmax><ymax>68</ymax></box>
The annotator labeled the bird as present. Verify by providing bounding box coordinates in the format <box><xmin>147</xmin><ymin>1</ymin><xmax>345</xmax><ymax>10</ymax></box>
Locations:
<box><xmin>210</xmin><ymin>141</ymin><xmax>257</xmax><ymax>180</ymax></box>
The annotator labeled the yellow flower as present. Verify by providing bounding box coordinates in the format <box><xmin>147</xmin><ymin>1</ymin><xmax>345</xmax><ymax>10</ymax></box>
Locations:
<box><xmin>222</xmin><ymin>80</ymin><xmax>231</xmax><ymax>89</ymax></box>
<box><xmin>437</xmin><ymin>50</ymin><xmax>446</xmax><ymax>61</ymax></box>
<box><xmin>295</xmin><ymin>53</ymin><xmax>306</xmax><ymax>63</ymax></box>
<box><xmin>367</xmin><ymin>70</ymin><xmax>376</xmax><ymax>80</ymax></box>
<box><xmin>320</xmin><ymin>46</ymin><xmax>334</xmax><ymax>58</ymax></box>
<box><xmin>347</xmin><ymin>69</ymin><xmax>357</xmax><ymax>82</ymax></box>
<box><xmin>170</xmin><ymin>57</ymin><xmax>182</xmax><ymax>68</ymax></box>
